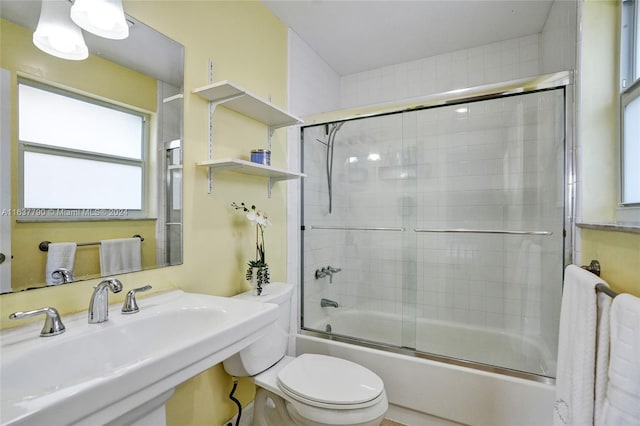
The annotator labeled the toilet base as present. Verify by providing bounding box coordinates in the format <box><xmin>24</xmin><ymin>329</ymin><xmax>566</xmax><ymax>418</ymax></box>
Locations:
<box><xmin>253</xmin><ymin>388</ymin><xmax>385</xmax><ymax>426</ymax></box>
<box><xmin>253</xmin><ymin>388</ymin><xmax>295</xmax><ymax>426</ymax></box>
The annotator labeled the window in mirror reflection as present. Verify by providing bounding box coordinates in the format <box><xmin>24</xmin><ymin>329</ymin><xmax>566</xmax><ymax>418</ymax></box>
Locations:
<box><xmin>622</xmin><ymin>87</ymin><xmax>640</xmax><ymax>205</ymax></box>
<box><xmin>621</xmin><ymin>0</ymin><xmax>639</xmax><ymax>89</ymax></box>
<box><xmin>620</xmin><ymin>0</ymin><xmax>640</xmax><ymax>206</ymax></box>
<box><xmin>18</xmin><ymin>79</ymin><xmax>150</xmax><ymax>216</ymax></box>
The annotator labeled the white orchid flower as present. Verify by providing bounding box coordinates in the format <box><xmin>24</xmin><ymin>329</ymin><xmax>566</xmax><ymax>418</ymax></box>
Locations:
<box><xmin>256</xmin><ymin>214</ymin><xmax>271</xmax><ymax>227</ymax></box>
<box><xmin>231</xmin><ymin>201</ymin><xmax>270</xmax><ymax>268</ymax></box>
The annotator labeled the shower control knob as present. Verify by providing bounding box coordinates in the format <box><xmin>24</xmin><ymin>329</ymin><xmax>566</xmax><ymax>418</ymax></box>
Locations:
<box><xmin>0</xmin><ymin>253</ymin><xmax>5</xmax><ymax>264</ymax></box>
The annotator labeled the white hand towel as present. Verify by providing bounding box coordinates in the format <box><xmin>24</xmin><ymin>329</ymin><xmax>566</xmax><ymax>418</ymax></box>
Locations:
<box><xmin>554</xmin><ymin>264</ymin><xmax>611</xmax><ymax>426</ymax></box>
<box><xmin>45</xmin><ymin>242</ymin><xmax>77</xmax><ymax>285</ymax></box>
<box><xmin>594</xmin><ymin>290</ymin><xmax>611</xmax><ymax>425</ymax></box>
<box><xmin>599</xmin><ymin>294</ymin><xmax>640</xmax><ymax>426</ymax></box>
<box><xmin>99</xmin><ymin>237</ymin><xmax>141</xmax><ymax>276</ymax></box>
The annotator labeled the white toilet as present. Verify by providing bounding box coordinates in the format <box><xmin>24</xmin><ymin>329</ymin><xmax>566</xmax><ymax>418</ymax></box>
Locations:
<box><xmin>223</xmin><ymin>282</ymin><xmax>388</xmax><ymax>426</ymax></box>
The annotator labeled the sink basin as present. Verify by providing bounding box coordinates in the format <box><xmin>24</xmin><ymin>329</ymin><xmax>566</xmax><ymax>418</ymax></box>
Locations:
<box><xmin>0</xmin><ymin>290</ymin><xmax>278</xmax><ymax>426</ymax></box>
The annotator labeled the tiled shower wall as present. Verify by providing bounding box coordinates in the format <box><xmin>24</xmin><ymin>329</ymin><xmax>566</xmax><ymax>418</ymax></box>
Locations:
<box><xmin>338</xmin><ymin>0</ymin><xmax>576</xmax><ymax>110</ymax></box>
<box><xmin>340</xmin><ymin>34</ymin><xmax>541</xmax><ymax>109</ymax></box>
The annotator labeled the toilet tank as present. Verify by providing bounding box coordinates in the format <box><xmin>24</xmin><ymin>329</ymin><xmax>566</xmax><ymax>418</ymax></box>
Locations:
<box><xmin>223</xmin><ymin>282</ymin><xmax>294</xmax><ymax>377</ymax></box>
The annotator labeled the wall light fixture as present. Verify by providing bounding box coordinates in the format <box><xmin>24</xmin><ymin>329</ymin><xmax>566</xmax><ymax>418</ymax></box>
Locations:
<box><xmin>33</xmin><ymin>0</ymin><xmax>88</xmax><ymax>61</ymax></box>
<box><xmin>70</xmin><ymin>0</ymin><xmax>129</xmax><ymax>40</ymax></box>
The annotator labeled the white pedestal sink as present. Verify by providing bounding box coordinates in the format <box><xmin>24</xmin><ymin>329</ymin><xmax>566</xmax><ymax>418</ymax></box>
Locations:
<box><xmin>0</xmin><ymin>290</ymin><xmax>278</xmax><ymax>426</ymax></box>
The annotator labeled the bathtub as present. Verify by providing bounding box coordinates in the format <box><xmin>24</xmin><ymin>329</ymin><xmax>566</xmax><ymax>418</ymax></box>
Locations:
<box><xmin>298</xmin><ymin>310</ymin><xmax>556</xmax><ymax>425</ymax></box>
<box><xmin>308</xmin><ymin>309</ymin><xmax>556</xmax><ymax>377</ymax></box>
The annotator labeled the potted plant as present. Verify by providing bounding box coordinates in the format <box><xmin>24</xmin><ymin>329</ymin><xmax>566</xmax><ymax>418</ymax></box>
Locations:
<box><xmin>231</xmin><ymin>202</ymin><xmax>271</xmax><ymax>295</ymax></box>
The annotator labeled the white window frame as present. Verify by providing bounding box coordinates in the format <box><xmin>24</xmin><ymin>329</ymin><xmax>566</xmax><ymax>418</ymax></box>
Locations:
<box><xmin>619</xmin><ymin>0</ymin><xmax>640</xmax><ymax>216</ymax></box>
<box><xmin>17</xmin><ymin>79</ymin><xmax>150</xmax><ymax>221</ymax></box>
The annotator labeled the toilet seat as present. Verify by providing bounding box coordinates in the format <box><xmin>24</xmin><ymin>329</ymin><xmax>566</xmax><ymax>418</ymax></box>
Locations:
<box><xmin>252</xmin><ymin>355</ymin><xmax>388</xmax><ymax>425</ymax></box>
<box><xmin>277</xmin><ymin>354</ymin><xmax>384</xmax><ymax>409</ymax></box>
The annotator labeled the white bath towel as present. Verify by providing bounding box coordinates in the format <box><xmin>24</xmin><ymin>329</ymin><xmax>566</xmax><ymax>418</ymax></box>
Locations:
<box><xmin>45</xmin><ymin>242</ymin><xmax>77</xmax><ymax>285</ymax></box>
<box><xmin>554</xmin><ymin>264</ymin><xmax>611</xmax><ymax>426</ymax></box>
<box><xmin>99</xmin><ymin>237</ymin><xmax>141</xmax><ymax>276</ymax></box>
<box><xmin>599</xmin><ymin>294</ymin><xmax>640</xmax><ymax>426</ymax></box>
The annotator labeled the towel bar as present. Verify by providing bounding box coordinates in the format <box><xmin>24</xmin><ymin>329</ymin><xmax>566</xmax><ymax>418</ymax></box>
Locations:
<box><xmin>595</xmin><ymin>283</ymin><xmax>619</xmax><ymax>299</ymax></box>
<box><xmin>581</xmin><ymin>259</ymin><xmax>601</xmax><ymax>276</ymax></box>
<box><xmin>39</xmin><ymin>235</ymin><xmax>144</xmax><ymax>252</ymax></box>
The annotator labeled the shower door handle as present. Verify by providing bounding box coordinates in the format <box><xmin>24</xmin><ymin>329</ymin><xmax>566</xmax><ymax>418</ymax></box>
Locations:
<box><xmin>414</xmin><ymin>228</ymin><xmax>553</xmax><ymax>236</ymax></box>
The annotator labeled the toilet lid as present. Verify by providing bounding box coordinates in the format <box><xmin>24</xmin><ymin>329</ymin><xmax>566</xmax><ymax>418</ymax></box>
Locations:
<box><xmin>277</xmin><ymin>354</ymin><xmax>384</xmax><ymax>406</ymax></box>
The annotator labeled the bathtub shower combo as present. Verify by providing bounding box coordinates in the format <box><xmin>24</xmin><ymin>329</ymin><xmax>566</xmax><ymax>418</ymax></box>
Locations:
<box><xmin>300</xmin><ymin>73</ymin><xmax>571</xmax><ymax>382</ymax></box>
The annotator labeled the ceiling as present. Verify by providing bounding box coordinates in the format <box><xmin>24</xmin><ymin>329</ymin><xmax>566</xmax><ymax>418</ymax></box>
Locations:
<box><xmin>2</xmin><ymin>1</ymin><xmax>555</xmax><ymax>81</ymax></box>
<box><xmin>262</xmin><ymin>0</ymin><xmax>555</xmax><ymax>76</ymax></box>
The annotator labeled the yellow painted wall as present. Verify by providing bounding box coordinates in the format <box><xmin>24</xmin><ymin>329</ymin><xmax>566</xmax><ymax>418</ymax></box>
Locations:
<box><xmin>580</xmin><ymin>228</ymin><xmax>640</xmax><ymax>295</ymax></box>
<box><xmin>0</xmin><ymin>19</ymin><xmax>157</xmax><ymax>111</ymax></box>
<box><xmin>0</xmin><ymin>1</ymin><xmax>288</xmax><ymax>425</ymax></box>
<box><xmin>12</xmin><ymin>220</ymin><xmax>157</xmax><ymax>289</ymax></box>
<box><xmin>579</xmin><ymin>0</ymin><xmax>640</xmax><ymax>296</ymax></box>
<box><xmin>1</xmin><ymin>19</ymin><xmax>159</xmax><ymax>290</ymax></box>
<box><xmin>580</xmin><ymin>0</ymin><xmax>619</xmax><ymax>223</ymax></box>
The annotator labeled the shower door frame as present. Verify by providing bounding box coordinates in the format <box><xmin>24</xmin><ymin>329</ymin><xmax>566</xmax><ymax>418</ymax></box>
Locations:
<box><xmin>298</xmin><ymin>71</ymin><xmax>574</xmax><ymax>384</ymax></box>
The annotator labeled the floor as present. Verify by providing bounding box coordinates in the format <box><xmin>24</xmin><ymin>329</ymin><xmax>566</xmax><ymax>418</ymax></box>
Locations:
<box><xmin>382</xmin><ymin>420</ymin><xmax>407</xmax><ymax>426</ymax></box>
<box><xmin>383</xmin><ymin>404</ymin><xmax>464</xmax><ymax>426</ymax></box>
<box><xmin>224</xmin><ymin>401</ymin><xmax>460</xmax><ymax>426</ymax></box>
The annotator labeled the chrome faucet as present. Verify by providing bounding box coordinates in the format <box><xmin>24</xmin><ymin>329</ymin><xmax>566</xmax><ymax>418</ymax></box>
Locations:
<box><xmin>121</xmin><ymin>285</ymin><xmax>152</xmax><ymax>314</ymax></box>
<box><xmin>88</xmin><ymin>278</ymin><xmax>123</xmax><ymax>324</ymax></box>
<box><xmin>52</xmin><ymin>268</ymin><xmax>75</xmax><ymax>284</ymax></box>
<box><xmin>9</xmin><ymin>307</ymin><xmax>66</xmax><ymax>337</ymax></box>
<box><xmin>320</xmin><ymin>298</ymin><xmax>339</xmax><ymax>308</ymax></box>
<box><xmin>314</xmin><ymin>265</ymin><xmax>342</xmax><ymax>283</ymax></box>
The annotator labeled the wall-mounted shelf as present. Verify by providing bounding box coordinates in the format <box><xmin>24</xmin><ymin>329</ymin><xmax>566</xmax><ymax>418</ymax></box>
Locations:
<box><xmin>163</xmin><ymin>93</ymin><xmax>184</xmax><ymax>103</ymax></box>
<box><xmin>197</xmin><ymin>158</ymin><xmax>305</xmax><ymax>180</ymax></box>
<box><xmin>197</xmin><ymin>158</ymin><xmax>305</xmax><ymax>196</ymax></box>
<box><xmin>193</xmin><ymin>69</ymin><xmax>304</xmax><ymax>197</ymax></box>
<box><xmin>192</xmin><ymin>80</ymin><xmax>302</xmax><ymax>129</ymax></box>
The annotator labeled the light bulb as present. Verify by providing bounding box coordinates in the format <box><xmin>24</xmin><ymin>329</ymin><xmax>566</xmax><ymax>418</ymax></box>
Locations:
<box><xmin>49</xmin><ymin>30</ymin><xmax>78</xmax><ymax>53</ymax></box>
<box><xmin>71</xmin><ymin>0</ymin><xmax>129</xmax><ymax>40</ymax></box>
<box><xmin>33</xmin><ymin>0</ymin><xmax>88</xmax><ymax>61</ymax></box>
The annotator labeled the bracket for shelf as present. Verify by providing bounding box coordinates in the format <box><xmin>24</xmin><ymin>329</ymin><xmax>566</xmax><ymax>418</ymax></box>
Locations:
<box><xmin>268</xmin><ymin>125</ymin><xmax>274</xmax><ymax>151</ymax></box>
<box><xmin>266</xmin><ymin>175</ymin><xmax>291</xmax><ymax>198</ymax></box>
<box><xmin>207</xmin><ymin>60</ymin><xmax>215</xmax><ymax>193</ymax></box>
<box><xmin>267</xmin><ymin>94</ymin><xmax>274</xmax><ymax>151</ymax></box>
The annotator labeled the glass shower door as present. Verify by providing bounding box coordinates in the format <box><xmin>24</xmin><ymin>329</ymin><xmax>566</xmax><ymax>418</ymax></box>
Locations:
<box><xmin>300</xmin><ymin>86</ymin><xmax>566</xmax><ymax>379</ymax></box>
<box><xmin>301</xmin><ymin>114</ymin><xmax>417</xmax><ymax>349</ymax></box>
<box><xmin>412</xmin><ymin>89</ymin><xmax>565</xmax><ymax>377</ymax></box>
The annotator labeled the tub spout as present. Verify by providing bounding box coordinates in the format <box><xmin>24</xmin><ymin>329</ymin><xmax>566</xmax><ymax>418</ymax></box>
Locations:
<box><xmin>321</xmin><ymin>298</ymin><xmax>339</xmax><ymax>308</ymax></box>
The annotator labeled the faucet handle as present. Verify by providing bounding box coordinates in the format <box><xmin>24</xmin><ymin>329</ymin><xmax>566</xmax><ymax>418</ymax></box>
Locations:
<box><xmin>9</xmin><ymin>307</ymin><xmax>66</xmax><ymax>337</ymax></box>
<box><xmin>52</xmin><ymin>268</ymin><xmax>75</xmax><ymax>284</ymax></box>
<box><xmin>121</xmin><ymin>285</ymin><xmax>152</xmax><ymax>314</ymax></box>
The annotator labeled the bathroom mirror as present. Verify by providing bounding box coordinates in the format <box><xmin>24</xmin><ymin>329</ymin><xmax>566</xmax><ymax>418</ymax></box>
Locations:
<box><xmin>0</xmin><ymin>1</ymin><xmax>184</xmax><ymax>293</ymax></box>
